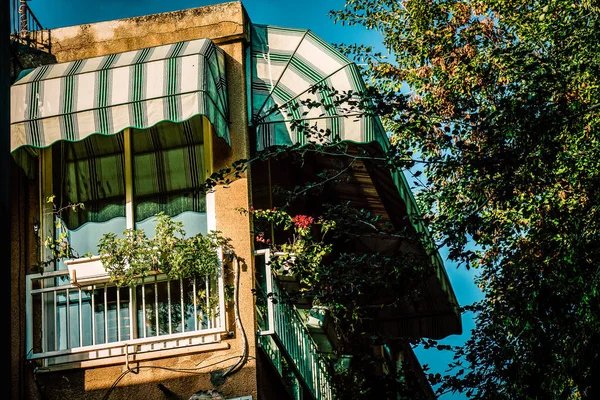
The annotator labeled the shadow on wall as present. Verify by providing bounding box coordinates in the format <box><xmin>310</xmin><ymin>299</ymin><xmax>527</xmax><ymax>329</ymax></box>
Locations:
<box><xmin>10</xmin><ymin>40</ymin><xmax>56</xmax><ymax>83</ymax></box>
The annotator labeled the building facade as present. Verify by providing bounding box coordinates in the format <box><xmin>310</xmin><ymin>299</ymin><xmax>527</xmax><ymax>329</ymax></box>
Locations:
<box><xmin>9</xmin><ymin>2</ymin><xmax>461</xmax><ymax>399</ymax></box>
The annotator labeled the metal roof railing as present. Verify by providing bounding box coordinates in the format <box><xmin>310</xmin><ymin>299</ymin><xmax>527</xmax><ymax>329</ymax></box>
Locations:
<box><xmin>10</xmin><ymin>0</ymin><xmax>51</xmax><ymax>52</ymax></box>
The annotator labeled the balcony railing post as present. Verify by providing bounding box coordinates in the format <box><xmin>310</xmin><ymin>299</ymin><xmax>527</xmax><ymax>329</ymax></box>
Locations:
<box><xmin>19</xmin><ymin>0</ymin><xmax>27</xmax><ymax>33</ymax></box>
<box><xmin>217</xmin><ymin>248</ymin><xmax>226</xmax><ymax>330</ymax></box>
<box><xmin>25</xmin><ymin>275</ymin><xmax>33</xmax><ymax>360</ymax></box>
<box><xmin>10</xmin><ymin>0</ymin><xmax>51</xmax><ymax>52</ymax></box>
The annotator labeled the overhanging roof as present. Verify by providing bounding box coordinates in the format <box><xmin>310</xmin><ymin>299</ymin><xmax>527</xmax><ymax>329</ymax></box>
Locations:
<box><xmin>10</xmin><ymin>38</ymin><xmax>229</xmax><ymax>154</ymax></box>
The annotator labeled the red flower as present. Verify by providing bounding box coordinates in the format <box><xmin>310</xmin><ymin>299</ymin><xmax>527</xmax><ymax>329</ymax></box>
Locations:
<box><xmin>292</xmin><ymin>215</ymin><xmax>314</xmax><ymax>229</ymax></box>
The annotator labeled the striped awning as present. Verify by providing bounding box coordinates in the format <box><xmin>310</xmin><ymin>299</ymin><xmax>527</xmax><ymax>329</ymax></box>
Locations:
<box><xmin>250</xmin><ymin>24</ymin><xmax>387</xmax><ymax>150</ymax></box>
<box><xmin>10</xmin><ymin>38</ymin><xmax>229</xmax><ymax>154</ymax></box>
<box><xmin>250</xmin><ymin>24</ymin><xmax>462</xmax><ymax>337</ymax></box>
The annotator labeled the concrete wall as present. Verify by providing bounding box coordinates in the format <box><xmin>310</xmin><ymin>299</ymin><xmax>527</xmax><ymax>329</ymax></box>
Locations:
<box><xmin>47</xmin><ymin>1</ymin><xmax>248</xmax><ymax>62</ymax></box>
<box><xmin>10</xmin><ymin>2</ymin><xmax>259</xmax><ymax>399</ymax></box>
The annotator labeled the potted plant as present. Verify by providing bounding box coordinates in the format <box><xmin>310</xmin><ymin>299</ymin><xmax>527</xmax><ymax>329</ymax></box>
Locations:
<box><xmin>306</xmin><ymin>302</ymin><xmax>331</xmax><ymax>330</ymax></box>
<box><xmin>251</xmin><ymin>208</ymin><xmax>334</xmax><ymax>296</ymax></box>
<box><xmin>333</xmin><ymin>354</ymin><xmax>353</xmax><ymax>374</ymax></box>
<box><xmin>97</xmin><ymin>212</ymin><xmax>227</xmax><ymax>287</ymax></box>
<box><xmin>64</xmin><ymin>255</ymin><xmax>109</xmax><ymax>285</ymax></box>
<box><xmin>305</xmin><ymin>300</ymin><xmax>338</xmax><ymax>353</ymax></box>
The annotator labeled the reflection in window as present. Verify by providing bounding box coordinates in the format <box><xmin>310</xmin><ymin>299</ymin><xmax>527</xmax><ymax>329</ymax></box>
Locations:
<box><xmin>50</xmin><ymin>116</ymin><xmax>209</xmax><ymax>268</ymax></box>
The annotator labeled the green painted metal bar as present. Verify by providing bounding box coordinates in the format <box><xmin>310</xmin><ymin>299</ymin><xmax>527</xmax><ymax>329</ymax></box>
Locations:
<box><xmin>255</xmin><ymin>250</ymin><xmax>333</xmax><ymax>399</ymax></box>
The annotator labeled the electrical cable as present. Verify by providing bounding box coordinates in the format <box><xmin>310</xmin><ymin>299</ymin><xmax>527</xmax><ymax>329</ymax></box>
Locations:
<box><xmin>101</xmin><ymin>355</ymin><xmax>256</xmax><ymax>400</ymax></box>
<box><xmin>79</xmin><ymin>234</ymin><xmax>250</xmax><ymax>399</ymax></box>
<box><xmin>221</xmin><ymin>256</ymin><xmax>249</xmax><ymax>378</ymax></box>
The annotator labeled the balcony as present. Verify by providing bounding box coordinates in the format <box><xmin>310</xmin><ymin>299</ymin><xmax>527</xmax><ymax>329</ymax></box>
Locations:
<box><xmin>9</xmin><ymin>0</ymin><xmax>55</xmax><ymax>83</ymax></box>
<box><xmin>26</xmin><ymin>264</ymin><xmax>226</xmax><ymax>368</ymax></box>
<box><xmin>255</xmin><ymin>249</ymin><xmax>334</xmax><ymax>400</ymax></box>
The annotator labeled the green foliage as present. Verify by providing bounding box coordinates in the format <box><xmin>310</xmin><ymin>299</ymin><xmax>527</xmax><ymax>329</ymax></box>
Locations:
<box><xmin>97</xmin><ymin>212</ymin><xmax>227</xmax><ymax>287</ymax></box>
<box><xmin>332</xmin><ymin>0</ymin><xmax>600</xmax><ymax>398</ymax></box>
<box><xmin>251</xmin><ymin>204</ymin><xmax>434</xmax><ymax>398</ymax></box>
<box><xmin>40</xmin><ymin>195</ymin><xmax>87</xmax><ymax>270</ymax></box>
<box><xmin>331</xmin><ymin>352</ymin><xmax>432</xmax><ymax>400</ymax></box>
<box><xmin>251</xmin><ymin>208</ymin><xmax>335</xmax><ymax>286</ymax></box>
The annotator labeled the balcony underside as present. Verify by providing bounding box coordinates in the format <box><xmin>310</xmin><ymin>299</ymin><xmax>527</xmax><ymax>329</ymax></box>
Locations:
<box><xmin>251</xmin><ymin>141</ymin><xmax>462</xmax><ymax>340</ymax></box>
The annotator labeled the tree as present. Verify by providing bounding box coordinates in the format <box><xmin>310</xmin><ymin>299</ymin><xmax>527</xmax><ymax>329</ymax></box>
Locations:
<box><xmin>330</xmin><ymin>0</ymin><xmax>600</xmax><ymax>398</ymax></box>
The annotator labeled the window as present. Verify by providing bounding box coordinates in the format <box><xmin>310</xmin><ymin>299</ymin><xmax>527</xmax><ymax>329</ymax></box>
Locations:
<box><xmin>27</xmin><ymin>116</ymin><xmax>225</xmax><ymax>365</ymax></box>
<box><xmin>48</xmin><ymin>116</ymin><xmax>213</xmax><ymax>261</ymax></box>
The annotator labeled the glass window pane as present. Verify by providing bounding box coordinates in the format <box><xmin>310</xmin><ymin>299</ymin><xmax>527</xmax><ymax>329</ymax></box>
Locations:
<box><xmin>135</xmin><ymin>285</ymin><xmax>145</xmax><ymax>339</ymax></box>
<box><xmin>118</xmin><ymin>287</ymin><xmax>131</xmax><ymax>341</ymax></box>
<box><xmin>170</xmin><ymin>279</ymin><xmax>183</xmax><ymax>334</ymax></box>
<box><xmin>68</xmin><ymin>290</ymin><xmax>81</xmax><ymax>348</ymax></box>
<box><xmin>196</xmin><ymin>276</ymin><xmax>217</xmax><ymax>330</ymax></box>
<box><xmin>183</xmin><ymin>278</ymin><xmax>196</xmax><ymax>332</ymax></box>
<box><xmin>42</xmin><ymin>291</ymin><xmax>57</xmax><ymax>353</ymax></box>
<box><xmin>156</xmin><ymin>280</ymin><xmax>170</xmax><ymax>336</ymax></box>
<box><xmin>56</xmin><ymin>290</ymin><xmax>68</xmax><ymax>350</ymax></box>
<box><xmin>81</xmin><ymin>290</ymin><xmax>93</xmax><ymax>347</ymax></box>
<box><xmin>94</xmin><ymin>287</ymin><xmax>106</xmax><ymax>344</ymax></box>
<box><xmin>144</xmin><ymin>283</ymin><xmax>157</xmax><ymax>337</ymax></box>
<box><xmin>208</xmin><ymin>274</ymin><xmax>219</xmax><ymax>329</ymax></box>
<box><xmin>105</xmin><ymin>286</ymin><xmax>121</xmax><ymax>343</ymax></box>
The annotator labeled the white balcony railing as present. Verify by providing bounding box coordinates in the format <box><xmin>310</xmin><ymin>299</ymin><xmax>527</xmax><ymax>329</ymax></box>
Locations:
<box><xmin>26</xmin><ymin>253</ymin><xmax>226</xmax><ymax>367</ymax></box>
<box><xmin>255</xmin><ymin>249</ymin><xmax>333</xmax><ymax>400</ymax></box>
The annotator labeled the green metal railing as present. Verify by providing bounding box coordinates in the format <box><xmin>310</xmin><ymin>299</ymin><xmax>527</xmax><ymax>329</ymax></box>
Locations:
<box><xmin>255</xmin><ymin>249</ymin><xmax>333</xmax><ymax>400</ymax></box>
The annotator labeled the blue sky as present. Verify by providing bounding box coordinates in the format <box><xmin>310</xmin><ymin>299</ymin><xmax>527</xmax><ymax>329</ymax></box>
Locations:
<box><xmin>27</xmin><ymin>0</ymin><xmax>382</xmax><ymax>46</ymax></box>
<box><xmin>26</xmin><ymin>1</ymin><xmax>483</xmax><ymax>398</ymax></box>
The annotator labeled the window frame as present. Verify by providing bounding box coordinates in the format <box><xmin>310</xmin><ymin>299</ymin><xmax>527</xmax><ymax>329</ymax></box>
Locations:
<box><xmin>40</xmin><ymin>116</ymin><xmax>216</xmax><ymax>274</ymax></box>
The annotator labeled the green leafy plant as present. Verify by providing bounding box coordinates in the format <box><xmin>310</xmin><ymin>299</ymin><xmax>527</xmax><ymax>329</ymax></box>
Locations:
<box><xmin>330</xmin><ymin>1</ymin><xmax>600</xmax><ymax>398</ymax></box>
<box><xmin>97</xmin><ymin>212</ymin><xmax>229</xmax><ymax>287</ymax></box>
<box><xmin>249</xmin><ymin>201</ymin><xmax>435</xmax><ymax>398</ymax></box>
<box><xmin>251</xmin><ymin>207</ymin><xmax>335</xmax><ymax>291</ymax></box>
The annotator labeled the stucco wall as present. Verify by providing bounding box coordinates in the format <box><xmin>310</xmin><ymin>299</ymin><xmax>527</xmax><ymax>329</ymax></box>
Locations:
<box><xmin>47</xmin><ymin>2</ymin><xmax>248</xmax><ymax>63</ymax></box>
<box><xmin>10</xmin><ymin>2</ymin><xmax>258</xmax><ymax>400</ymax></box>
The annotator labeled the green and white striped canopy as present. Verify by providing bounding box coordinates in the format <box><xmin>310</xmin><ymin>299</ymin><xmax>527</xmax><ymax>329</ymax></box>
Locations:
<box><xmin>250</xmin><ymin>24</ymin><xmax>387</xmax><ymax>150</ymax></box>
<box><xmin>10</xmin><ymin>38</ymin><xmax>229</xmax><ymax>153</ymax></box>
